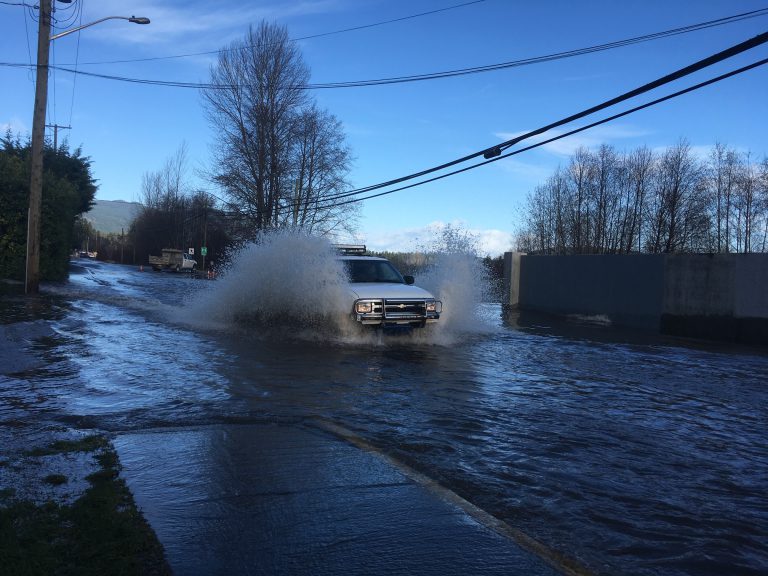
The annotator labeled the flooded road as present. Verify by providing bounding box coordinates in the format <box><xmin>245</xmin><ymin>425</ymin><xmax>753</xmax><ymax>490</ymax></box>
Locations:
<box><xmin>3</xmin><ymin>257</ymin><xmax>767</xmax><ymax>576</ymax></box>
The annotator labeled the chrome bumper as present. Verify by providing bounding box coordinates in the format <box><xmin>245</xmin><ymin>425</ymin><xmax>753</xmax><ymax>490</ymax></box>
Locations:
<box><xmin>353</xmin><ymin>298</ymin><xmax>442</xmax><ymax>326</ymax></box>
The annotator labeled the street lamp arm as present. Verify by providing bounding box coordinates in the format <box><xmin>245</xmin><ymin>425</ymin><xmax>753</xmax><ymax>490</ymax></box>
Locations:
<box><xmin>50</xmin><ymin>15</ymin><xmax>150</xmax><ymax>41</ymax></box>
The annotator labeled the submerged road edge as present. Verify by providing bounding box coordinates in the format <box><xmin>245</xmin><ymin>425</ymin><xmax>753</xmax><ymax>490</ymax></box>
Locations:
<box><xmin>313</xmin><ymin>418</ymin><xmax>595</xmax><ymax>576</ymax></box>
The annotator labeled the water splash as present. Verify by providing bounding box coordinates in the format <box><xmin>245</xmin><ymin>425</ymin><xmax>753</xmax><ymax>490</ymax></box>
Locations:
<box><xmin>420</xmin><ymin>252</ymin><xmax>494</xmax><ymax>336</ymax></box>
<box><xmin>197</xmin><ymin>231</ymin><xmax>352</xmax><ymax>337</ymax></box>
<box><xmin>415</xmin><ymin>229</ymin><xmax>498</xmax><ymax>342</ymax></box>
<box><xmin>189</xmin><ymin>229</ymin><xmax>496</xmax><ymax>344</ymax></box>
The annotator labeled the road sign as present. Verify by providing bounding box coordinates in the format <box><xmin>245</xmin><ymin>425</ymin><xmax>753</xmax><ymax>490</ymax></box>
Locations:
<box><xmin>188</xmin><ymin>248</ymin><xmax>195</xmax><ymax>255</ymax></box>
<box><xmin>201</xmin><ymin>247</ymin><xmax>208</xmax><ymax>256</ymax></box>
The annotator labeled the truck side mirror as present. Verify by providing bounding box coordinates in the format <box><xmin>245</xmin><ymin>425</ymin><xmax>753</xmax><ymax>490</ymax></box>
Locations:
<box><xmin>403</xmin><ymin>275</ymin><xmax>414</xmax><ymax>285</ymax></box>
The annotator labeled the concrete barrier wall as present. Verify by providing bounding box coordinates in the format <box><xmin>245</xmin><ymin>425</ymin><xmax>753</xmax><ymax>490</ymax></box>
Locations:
<box><xmin>505</xmin><ymin>252</ymin><xmax>768</xmax><ymax>343</ymax></box>
<box><xmin>660</xmin><ymin>254</ymin><xmax>768</xmax><ymax>343</ymax></box>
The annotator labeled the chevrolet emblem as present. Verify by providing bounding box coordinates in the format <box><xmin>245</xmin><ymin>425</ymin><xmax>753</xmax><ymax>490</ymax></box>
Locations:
<box><xmin>398</xmin><ymin>304</ymin><xmax>406</xmax><ymax>309</ymax></box>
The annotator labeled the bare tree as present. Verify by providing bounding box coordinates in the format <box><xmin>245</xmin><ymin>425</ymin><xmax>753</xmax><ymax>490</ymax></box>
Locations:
<box><xmin>623</xmin><ymin>146</ymin><xmax>654</xmax><ymax>252</ymax></box>
<box><xmin>759</xmin><ymin>157</ymin><xmax>768</xmax><ymax>252</ymax></box>
<box><xmin>734</xmin><ymin>153</ymin><xmax>763</xmax><ymax>253</ymax></box>
<box><xmin>645</xmin><ymin>140</ymin><xmax>708</xmax><ymax>253</ymax></box>
<box><xmin>567</xmin><ymin>147</ymin><xmax>595</xmax><ymax>253</ymax></box>
<box><xmin>202</xmin><ymin>21</ymin><xmax>355</xmax><ymax>241</ymax></box>
<box><xmin>285</xmin><ymin>105</ymin><xmax>357</xmax><ymax>236</ymax></box>
<box><xmin>708</xmin><ymin>143</ymin><xmax>741</xmax><ymax>252</ymax></box>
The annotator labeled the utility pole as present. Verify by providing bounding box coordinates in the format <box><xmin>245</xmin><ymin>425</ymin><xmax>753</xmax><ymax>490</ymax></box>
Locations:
<box><xmin>23</xmin><ymin>6</ymin><xmax>149</xmax><ymax>294</ymax></box>
<box><xmin>45</xmin><ymin>123</ymin><xmax>71</xmax><ymax>152</ymax></box>
<box><xmin>25</xmin><ymin>0</ymin><xmax>52</xmax><ymax>294</ymax></box>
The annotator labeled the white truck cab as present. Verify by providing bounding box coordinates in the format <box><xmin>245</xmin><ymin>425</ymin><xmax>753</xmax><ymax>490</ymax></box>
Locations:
<box><xmin>336</xmin><ymin>245</ymin><xmax>441</xmax><ymax>328</ymax></box>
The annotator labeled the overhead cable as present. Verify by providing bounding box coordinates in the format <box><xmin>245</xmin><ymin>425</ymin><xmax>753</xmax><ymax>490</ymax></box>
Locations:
<box><xmin>302</xmin><ymin>31</ymin><xmax>768</xmax><ymax>205</ymax></box>
<box><xmin>72</xmin><ymin>0</ymin><xmax>488</xmax><ymax>65</ymax></box>
<box><xmin>4</xmin><ymin>9</ymin><xmax>767</xmax><ymax>90</ymax></box>
<box><xmin>316</xmin><ymin>57</ymin><xmax>768</xmax><ymax>210</ymax></box>
<box><xmin>306</xmin><ymin>8</ymin><xmax>768</xmax><ymax>88</ymax></box>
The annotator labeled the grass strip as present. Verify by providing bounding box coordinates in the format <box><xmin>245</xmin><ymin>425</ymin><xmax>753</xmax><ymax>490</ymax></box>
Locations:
<box><xmin>0</xmin><ymin>436</ymin><xmax>171</xmax><ymax>576</ymax></box>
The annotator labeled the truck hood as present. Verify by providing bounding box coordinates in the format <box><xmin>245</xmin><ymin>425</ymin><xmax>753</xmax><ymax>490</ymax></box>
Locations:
<box><xmin>347</xmin><ymin>283</ymin><xmax>436</xmax><ymax>300</ymax></box>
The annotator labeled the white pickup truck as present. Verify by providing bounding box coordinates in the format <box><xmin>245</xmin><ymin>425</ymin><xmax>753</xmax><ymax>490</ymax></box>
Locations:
<box><xmin>148</xmin><ymin>249</ymin><xmax>197</xmax><ymax>272</ymax></box>
<box><xmin>336</xmin><ymin>245</ymin><xmax>441</xmax><ymax>328</ymax></box>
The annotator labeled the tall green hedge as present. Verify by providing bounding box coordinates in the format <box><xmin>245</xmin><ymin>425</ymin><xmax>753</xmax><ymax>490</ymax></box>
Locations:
<box><xmin>0</xmin><ymin>134</ymin><xmax>96</xmax><ymax>282</ymax></box>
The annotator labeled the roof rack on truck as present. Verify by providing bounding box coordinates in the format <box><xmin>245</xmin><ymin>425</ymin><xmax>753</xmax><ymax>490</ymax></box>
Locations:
<box><xmin>333</xmin><ymin>244</ymin><xmax>367</xmax><ymax>255</ymax></box>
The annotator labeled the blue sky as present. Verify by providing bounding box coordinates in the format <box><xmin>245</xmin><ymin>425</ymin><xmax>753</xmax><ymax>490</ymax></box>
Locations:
<box><xmin>2</xmin><ymin>0</ymin><xmax>767</xmax><ymax>255</ymax></box>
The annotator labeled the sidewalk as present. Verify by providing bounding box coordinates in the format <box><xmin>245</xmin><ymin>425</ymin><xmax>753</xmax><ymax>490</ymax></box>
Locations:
<box><xmin>114</xmin><ymin>423</ymin><xmax>569</xmax><ymax>576</ymax></box>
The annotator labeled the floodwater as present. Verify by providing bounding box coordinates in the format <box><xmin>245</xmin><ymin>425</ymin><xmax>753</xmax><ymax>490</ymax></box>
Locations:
<box><xmin>2</xmin><ymin>241</ymin><xmax>767</xmax><ymax>576</ymax></box>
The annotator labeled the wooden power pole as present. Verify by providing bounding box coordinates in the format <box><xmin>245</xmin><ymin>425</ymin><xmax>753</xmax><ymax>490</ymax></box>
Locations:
<box><xmin>45</xmin><ymin>123</ymin><xmax>71</xmax><ymax>152</ymax></box>
<box><xmin>25</xmin><ymin>0</ymin><xmax>52</xmax><ymax>294</ymax></box>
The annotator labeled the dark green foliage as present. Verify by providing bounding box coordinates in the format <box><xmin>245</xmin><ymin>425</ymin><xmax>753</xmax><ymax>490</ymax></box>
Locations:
<box><xmin>72</xmin><ymin>216</ymin><xmax>96</xmax><ymax>253</ymax></box>
<box><xmin>130</xmin><ymin>191</ymin><xmax>231</xmax><ymax>270</ymax></box>
<box><xmin>0</xmin><ymin>132</ymin><xmax>97</xmax><ymax>281</ymax></box>
<box><xmin>368</xmin><ymin>251</ymin><xmax>430</xmax><ymax>277</ymax></box>
<box><xmin>0</xmin><ymin>137</ymin><xmax>28</xmax><ymax>280</ymax></box>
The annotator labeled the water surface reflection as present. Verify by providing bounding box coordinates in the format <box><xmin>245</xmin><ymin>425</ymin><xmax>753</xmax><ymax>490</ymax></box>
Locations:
<box><xmin>4</xmin><ymin>261</ymin><xmax>765</xmax><ymax>576</ymax></box>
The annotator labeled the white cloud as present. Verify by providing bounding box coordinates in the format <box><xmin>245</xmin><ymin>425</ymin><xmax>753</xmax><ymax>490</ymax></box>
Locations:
<box><xmin>356</xmin><ymin>221</ymin><xmax>514</xmax><ymax>257</ymax></box>
<box><xmin>79</xmin><ymin>0</ymin><xmax>345</xmax><ymax>49</ymax></box>
<box><xmin>683</xmin><ymin>144</ymin><xmax>714</xmax><ymax>161</ymax></box>
<box><xmin>1</xmin><ymin>117</ymin><xmax>28</xmax><ymax>136</ymax></box>
<box><xmin>494</xmin><ymin>157</ymin><xmax>553</xmax><ymax>181</ymax></box>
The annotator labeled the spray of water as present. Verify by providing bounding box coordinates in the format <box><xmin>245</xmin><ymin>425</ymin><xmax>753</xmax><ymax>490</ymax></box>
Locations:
<box><xmin>414</xmin><ymin>225</ymin><xmax>498</xmax><ymax>342</ymax></box>
<box><xmin>197</xmin><ymin>231</ymin><xmax>352</xmax><ymax>337</ymax></box>
<box><xmin>190</xmin><ymin>228</ymin><xmax>496</xmax><ymax>345</ymax></box>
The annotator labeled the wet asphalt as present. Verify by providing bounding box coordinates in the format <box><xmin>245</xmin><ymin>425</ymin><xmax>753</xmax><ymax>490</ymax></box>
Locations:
<box><xmin>114</xmin><ymin>423</ymin><xmax>567</xmax><ymax>576</ymax></box>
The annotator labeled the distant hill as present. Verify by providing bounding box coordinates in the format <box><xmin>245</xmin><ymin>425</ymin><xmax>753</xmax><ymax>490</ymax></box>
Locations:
<box><xmin>83</xmin><ymin>200</ymin><xmax>142</xmax><ymax>234</ymax></box>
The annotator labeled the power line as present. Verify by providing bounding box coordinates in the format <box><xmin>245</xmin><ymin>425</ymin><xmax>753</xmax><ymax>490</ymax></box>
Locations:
<box><xmin>5</xmin><ymin>9</ymin><xmax>766</xmax><ymax>91</ymax></box>
<box><xmin>66</xmin><ymin>0</ymin><xmax>83</xmax><ymax>126</ymax></box>
<box><xmin>117</xmin><ymin>30</ymin><xmax>768</xmax><ymax>220</ymax></box>
<box><xmin>73</xmin><ymin>0</ymin><xmax>488</xmax><ymax>66</ymax></box>
<box><xmin>316</xmin><ymin>57</ymin><xmax>768</xmax><ymax>211</ymax></box>
<box><xmin>302</xmin><ymin>31</ymin><xmax>768</xmax><ymax>206</ymax></box>
<box><xmin>306</xmin><ymin>8</ymin><xmax>768</xmax><ymax>89</ymax></box>
<box><xmin>132</xmin><ymin>55</ymin><xmax>768</xmax><ymax>230</ymax></box>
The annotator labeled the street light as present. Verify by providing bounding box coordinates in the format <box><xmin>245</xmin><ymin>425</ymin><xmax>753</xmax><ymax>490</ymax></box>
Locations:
<box><xmin>50</xmin><ymin>15</ymin><xmax>150</xmax><ymax>40</ymax></box>
<box><xmin>25</xmin><ymin>1</ymin><xmax>150</xmax><ymax>294</ymax></box>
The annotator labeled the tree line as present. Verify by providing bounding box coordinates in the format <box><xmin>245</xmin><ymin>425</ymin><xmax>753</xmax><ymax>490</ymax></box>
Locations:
<box><xmin>515</xmin><ymin>141</ymin><xmax>768</xmax><ymax>255</ymax></box>
<box><xmin>129</xmin><ymin>21</ymin><xmax>357</xmax><ymax>266</ymax></box>
<box><xmin>129</xmin><ymin>144</ymin><xmax>230</xmax><ymax>269</ymax></box>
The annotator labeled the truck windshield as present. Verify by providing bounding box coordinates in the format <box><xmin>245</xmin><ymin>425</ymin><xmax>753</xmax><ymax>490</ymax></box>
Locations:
<box><xmin>344</xmin><ymin>260</ymin><xmax>404</xmax><ymax>283</ymax></box>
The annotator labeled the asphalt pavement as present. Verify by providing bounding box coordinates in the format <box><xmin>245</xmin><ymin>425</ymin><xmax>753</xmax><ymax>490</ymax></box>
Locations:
<box><xmin>114</xmin><ymin>422</ymin><xmax>572</xmax><ymax>576</ymax></box>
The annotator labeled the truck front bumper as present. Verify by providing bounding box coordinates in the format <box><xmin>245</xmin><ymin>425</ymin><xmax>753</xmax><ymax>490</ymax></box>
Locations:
<box><xmin>353</xmin><ymin>298</ymin><xmax>441</xmax><ymax>326</ymax></box>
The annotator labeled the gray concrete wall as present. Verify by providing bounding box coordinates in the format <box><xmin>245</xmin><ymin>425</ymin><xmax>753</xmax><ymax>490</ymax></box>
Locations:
<box><xmin>505</xmin><ymin>252</ymin><xmax>768</xmax><ymax>343</ymax></box>
<box><xmin>660</xmin><ymin>253</ymin><xmax>768</xmax><ymax>342</ymax></box>
<box><xmin>515</xmin><ymin>254</ymin><xmax>665</xmax><ymax>330</ymax></box>
<box><xmin>662</xmin><ymin>253</ymin><xmax>768</xmax><ymax>318</ymax></box>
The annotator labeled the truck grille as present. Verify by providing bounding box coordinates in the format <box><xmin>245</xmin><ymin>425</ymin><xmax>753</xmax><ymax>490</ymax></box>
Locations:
<box><xmin>384</xmin><ymin>299</ymin><xmax>426</xmax><ymax>319</ymax></box>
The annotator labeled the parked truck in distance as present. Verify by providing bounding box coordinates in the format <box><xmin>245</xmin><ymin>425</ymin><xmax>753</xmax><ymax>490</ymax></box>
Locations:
<box><xmin>149</xmin><ymin>248</ymin><xmax>197</xmax><ymax>272</ymax></box>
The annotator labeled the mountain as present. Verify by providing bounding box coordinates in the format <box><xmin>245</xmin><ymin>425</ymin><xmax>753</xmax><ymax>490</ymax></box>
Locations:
<box><xmin>83</xmin><ymin>200</ymin><xmax>142</xmax><ymax>234</ymax></box>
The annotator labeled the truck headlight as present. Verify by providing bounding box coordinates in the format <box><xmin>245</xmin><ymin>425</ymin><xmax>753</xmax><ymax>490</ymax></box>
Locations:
<box><xmin>355</xmin><ymin>301</ymin><xmax>373</xmax><ymax>314</ymax></box>
<box><xmin>426</xmin><ymin>300</ymin><xmax>436</xmax><ymax>312</ymax></box>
